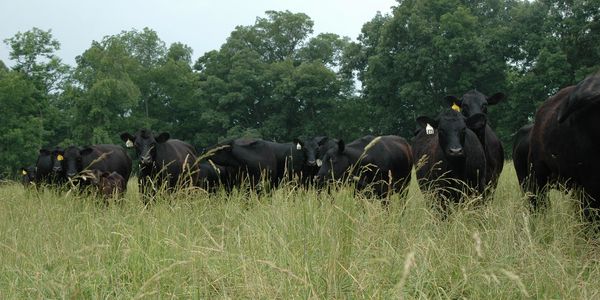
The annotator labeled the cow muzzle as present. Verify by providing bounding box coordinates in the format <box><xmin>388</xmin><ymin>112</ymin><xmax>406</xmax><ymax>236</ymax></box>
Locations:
<box><xmin>447</xmin><ymin>147</ymin><xmax>464</xmax><ymax>157</ymax></box>
<box><xmin>140</xmin><ymin>155</ymin><xmax>152</xmax><ymax>165</ymax></box>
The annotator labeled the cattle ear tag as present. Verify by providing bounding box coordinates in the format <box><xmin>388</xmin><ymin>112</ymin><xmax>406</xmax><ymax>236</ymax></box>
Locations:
<box><xmin>451</xmin><ymin>102</ymin><xmax>461</xmax><ymax>112</ymax></box>
<box><xmin>22</xmin><ymin>170</ymin><xmax>27</xmax><ymax>175</ymax></box>
<box><xmin>57</xmin><ymin>154</ymin><xmax>64</xmax><ymax>161</ymax></box>
<box><xmin>316</xmin><ymin>159</ymin><xmax>322</xmax><ymax>167</ymax></box>
<box><xmin>126</xmin><ymin>139</ymin><xmax>134</xmax><ymax>148</ymax></box>
<box><xmin>296</xmin><ymin>143</ymin><xmax>302</xmax><ymax>150</ymax></box>
<box><xmin>426</xmin><ymin>124</ymin><xmax>434</xmax><ymax>135</ymax></box>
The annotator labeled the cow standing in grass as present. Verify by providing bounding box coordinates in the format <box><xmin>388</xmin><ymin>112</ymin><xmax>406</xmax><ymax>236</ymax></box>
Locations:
<box><xmin>412</xmin><ymin>109</ymin><xmax>487</xmax><ymax>213</ymax></box>
<box><xmin>54</xmin><ymin>144</ymin><xmax>132</xmax><ymax>190</ymax></box>
<box><xmin>121</xmin><ymin>129</ymin><xmax>198</xmax><ymax>202</ymax></box>
<box><xmin>446</xmin><ymin>90</ymin><xmax>505</xmax><ymax>190</ymax></box>
<box><xmin>527</xmin><ymin>74</ymin><xmax>600</xmax><ymax>224</ymax></box>
<box><xmin>315</xmin><ymin>135</ymin><xmax>413</xmax><ymax>200</ymax></box>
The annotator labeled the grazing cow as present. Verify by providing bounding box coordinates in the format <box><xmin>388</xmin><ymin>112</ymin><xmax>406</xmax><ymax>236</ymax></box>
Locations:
<box><xmin>315</xmin><ymin>135</ymin><xmax>413</xmax><ymax>199</ymax></box>
<box><xmin>446</xmin><ymin>90</ymin><xmax>505</xmax><ymax>189</ymax></box>
<box><xmin>54</xmin><ymin>144</ymin><xmax>132</xmax><ymax>189</ymax></box>
<box><xmin>512</xmin><ymin>123</ymin><xmax>533</xmax><ymax>190</ymax></box>
<box><xmin>20</xmin><ymin>166</ymin><xmax>36</xmax><ymax>187</ymax></box>
<box><xmin>203</xmin><ymin>138</ymin><xmax>278</xmax><ymax>189</ymax></box>
<box><xmin>412</xmin><ymin>109</ymin><xmax>487</xmax><ymax>211</ymax></box>
<box><xmin>528</xmin><ymin>74</ymin><xmax>600</xmax><ymax>222</ymax></box>
<box><xmin>88</xmin><ymin>169</ymin><xmax>127</xmax><ymax>199</ymax></box>
<box><xmin>120</xmin><ymin>130</ymin><xmax>198</xmax><ymax>200</ymax></box>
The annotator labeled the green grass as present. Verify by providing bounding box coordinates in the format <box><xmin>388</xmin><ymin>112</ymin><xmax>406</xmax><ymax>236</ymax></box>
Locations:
<box><xmin>1</xmin><ymin>163</ymin><xmax>600</xmax><ymax>298</ymax></box>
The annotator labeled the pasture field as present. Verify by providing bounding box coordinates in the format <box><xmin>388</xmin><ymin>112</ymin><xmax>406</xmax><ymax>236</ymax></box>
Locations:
<box><xmin>1</xmin><ymin>163</ymin><xmax>600</xmax><ymax>298</ymax></box>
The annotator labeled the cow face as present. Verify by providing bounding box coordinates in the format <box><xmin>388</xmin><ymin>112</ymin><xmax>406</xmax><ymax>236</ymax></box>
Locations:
<box><xmin>61</xmin><ymin>146</ymin><xmax>94</xmax><ymax>178</ymax></box>
<box><xmin>293</xmin><ymin>138</ymin><xmax>319</xmax><ymax>167</ymax></box>
<box><xmin>446</xmin><ymin>90</ymin><xmax>504</xmax><ymax>124</ymax></box>
<box><xmin>316</xmin><ymin>139</ymin><xmax>351</xmax><ymax>182</ymax></box>
<box><xmin>121</xmin><ymin>129</ymin><xmax>170</xmax><ymax>166</ymax></box>
<box><xmin>418</xmin><ymin>110</ymin><xmax>486</xmax><ymax>159</ymax></box>
<box><xmin>20</xmin><ymin>166</ymin><xmax>36</xmax><ymax>186</ymax></box>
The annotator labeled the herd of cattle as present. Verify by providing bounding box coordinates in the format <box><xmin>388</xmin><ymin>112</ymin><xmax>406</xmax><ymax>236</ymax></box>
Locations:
<box><xmin>19</xmin><ymin>73</ymin><xmax>600</xmax><ymax>220</ymax></box>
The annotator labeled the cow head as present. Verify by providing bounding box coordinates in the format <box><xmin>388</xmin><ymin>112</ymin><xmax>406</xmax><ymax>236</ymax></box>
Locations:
<box><xmin>558</xmin><ymin>74</ymin><xmax>600</xmax><ymax>123</ymax></box>
<box><xmin>293</xmin><ymin>137</ymin><xmax>319</xmax><ymax>167</ymax></box>
<box><xmin>315</xmin><ymin>139</ymin><xmax>351</xmax><ymax>182</ymax></box>
<box><xmin>20</xmin><ymin>166</ymin><xmax>36</xmax><ymax>186</ymax></box>
<box><xmin>60</xmin><ymin>146</ymin><xmax>95</xmax><ymax>179</ymax></box>
<box><xmin>445</xmin><ymin>90</ymin><xmax>504</xmax><ymax>126</ymax></box>
<box><xmin>417</xmin><ymin>110</ymin><xmax>486</xmax><ymax>159</ymax></box>
<box><xmin>121</xmin><ymin>129</ymin><xmax>170</xmax><ymax>166</ymax></box>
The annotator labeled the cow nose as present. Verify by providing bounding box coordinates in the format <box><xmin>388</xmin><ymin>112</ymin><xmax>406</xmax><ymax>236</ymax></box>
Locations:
<box><xmin>67</xmin><ymin>172</ymin><xmax>77</xmax><ymax>178</ymax></box>
<box><xmin>53</xmin><ymin>166</ymin><xmax>62</xmax><ymax>172</ymax></box>
<box><xmin>140</xmin><ymin>156</ymin><xmax>152</xmax><ymax>164</ymax></box>
<box><xmin>307</xmin><ymin>160</ymin><xmax>316</xmax><ymax>166</ymax></box>
<box><xmin>448</xmin><ymin>147</ymin><xmax>464</xmax><ymax>156</ymax></box>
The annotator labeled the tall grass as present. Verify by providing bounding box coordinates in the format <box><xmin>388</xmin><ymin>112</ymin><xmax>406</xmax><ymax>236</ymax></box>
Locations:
<box><xmin>1</xmin><ymin>163</ymin><xmax>599</xmax><ymax>298</ymax></box>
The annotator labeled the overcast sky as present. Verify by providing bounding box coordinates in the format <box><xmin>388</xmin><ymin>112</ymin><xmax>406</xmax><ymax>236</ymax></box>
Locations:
<box><xmin>0</xmin><ymin>0</ymin><xmax>396</xmax><ymax>67</ymax></box>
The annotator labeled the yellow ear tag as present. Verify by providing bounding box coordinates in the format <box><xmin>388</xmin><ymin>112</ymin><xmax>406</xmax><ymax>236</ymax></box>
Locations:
<box><xmin>57</xmin><ymin>154</ymin><xmax>64</xmax><ymax>161</ymax></box>
<box><xmin>22</xmin><ymin>170</ymin><xmax>27</xmax><ymax>175</ymax></box>
<box><xmin>451</xmin><ymin>103</ymin><xmax>461</xmax><ymax>112</ymax></box>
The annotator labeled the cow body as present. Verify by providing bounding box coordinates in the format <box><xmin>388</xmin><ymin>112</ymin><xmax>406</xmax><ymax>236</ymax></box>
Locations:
<box><xmin>412</xmin><ymin>110</ymin><xmax>487</xmax><ymax>211</ymax></box>
<box><xmin>204</xmin><ymin>138</ymin><xmax>278</xmax><ymax>189</ymax></box>
<box><xmin>528</xmin><ymin>74</ymin><xmax>600</xmax><ymax>222</ymax></box>
<box><xmin>512</xmin><ymin>123</ymin><xmax>533</xmax><ymax>190</ymax></box>
<box><xmin>315</xmin><ymin>135</ymin><xmax>413</xmax><ymax>199</ymax></box>
<box><xmin>121</xmin><ymin>130</ymin><xmax>198</xmax><ymax>201</ymax></box>
<box><xmin>197</xmin><ymin>161</ymin><xmax>235</xmax><ymax>192</ymax></box>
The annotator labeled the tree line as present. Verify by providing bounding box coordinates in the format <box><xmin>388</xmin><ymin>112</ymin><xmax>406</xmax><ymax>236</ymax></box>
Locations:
<box><xmin>1</xmin><ymin>0</ymin><xmax>599</xmax><ymax>178</ymax></box>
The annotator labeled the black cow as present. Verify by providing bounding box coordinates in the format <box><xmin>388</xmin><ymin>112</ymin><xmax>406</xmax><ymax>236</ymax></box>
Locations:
<box><xmin>35</xmin><ymin>147</ymin><xmax>63</xmax><ymax>185</ymax></box>
<box><xmin>412</xmin><ymin>109</ymin><xmax>487</xmax><ymax>212</ymax></box>
<box><xmin>20</xmin><ymin>166</ymin><xmax>36</xmax><ymax>187</ymax></box>
<box><xmin>512</xmin><ymin>123</ymin><xmax>533</xmax><ymax>191</ymax></box>
<box><xmin>204</xmin><ymin>138</ymin><xmax>279</xmax><ymax>190</ymax></box>
<box><xmin>527</xmin><ymin>74</ymin><xmax>600</xmax><ymax>223</ymax></box>
<box><xmin>54</xmin><ymin>144</ymin><xmax>132</xmax><ymax>190</ymax></box>
<box><xmin>315</xmin><ymin>135</ymin><xmax>413</xmax><ymax>199</ymax></box>
<box><xmin>120</xmin><ymin>129</ymin><xmax>198</xmax><ymax>200</ymax></box>
<box><xmin>197</xmin><ymin>161</ymin><xmax>235</xmax><ymax>193</ymax></box>
<box><xmin>446</xmin><ymin>90</ymin><xmax>505</xmax><ymax>189</ymax></box>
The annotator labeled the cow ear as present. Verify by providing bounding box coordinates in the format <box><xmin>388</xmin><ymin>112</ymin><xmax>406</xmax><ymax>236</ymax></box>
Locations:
<box><xmin>120</xmin><ymin>132</ymin><xmax>134</xmax><ymax>142</ymax></box>
<box><xmin>156</xmin><ymin>132</ymin><xmax>170</xmax><ymax>143</ymax></box>
<box><xmin>39</xmin><ymin>148</ymin><xmax>51</xmax><ymax>155</ymax></box>
<box><xmin>487</xmin><ymin>92</ymin><xmax>505</xmax><ymax>105</ymax></box>
<box><xmin>337</xmin><ymin>140</ymin><xmax>345</xmax><ymax>153</ymax></box>
<box><xmin>293</xmin><ymin>138</ymin><xmax>303</xmax><ymax>150</ymax></box>
<box><xmin>20</xmin><ymin>167</ymin><xmax>28</xmax><ymax>175</ymax></box>
<box><xmin>445</xmin><ymin>95</ymin><xmax>461</xmax><ymax>107</ymax></box>
<box><xmin>416</xmin><ymin>116</ymin><xmax>438</xmax><ymax>129</ymax></box>
<box><xmin>466</xmin><ymin>113</ymin><xmax>487</xmax><ymax>130</ymax></box>
<box><xmin>80</xmin><ymin>147</ymin><xmax>94</xmax><ymax>156</ymax></box>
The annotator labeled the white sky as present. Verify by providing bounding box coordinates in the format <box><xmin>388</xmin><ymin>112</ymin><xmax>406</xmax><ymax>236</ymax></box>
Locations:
<box><xmin>0</xmin><ymin>0</ymin><xmax>396</xmax><ymax>67</ymax></box>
